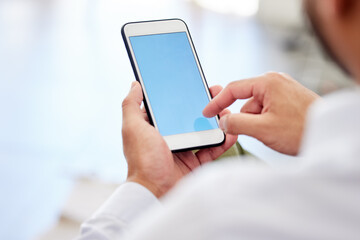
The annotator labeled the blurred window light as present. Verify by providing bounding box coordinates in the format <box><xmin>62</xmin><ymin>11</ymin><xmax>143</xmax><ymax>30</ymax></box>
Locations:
<box><xmin>190</xmin><ymin>0</ymin><xmax>259</xmax><ymax>17</ymax></box>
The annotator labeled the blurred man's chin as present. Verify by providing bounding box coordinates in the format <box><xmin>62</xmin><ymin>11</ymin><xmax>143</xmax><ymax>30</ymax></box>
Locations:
<box><xmin>305</xmin><ymin>0</ymin><xmax>351</xmax><ymax>76</ymax></box>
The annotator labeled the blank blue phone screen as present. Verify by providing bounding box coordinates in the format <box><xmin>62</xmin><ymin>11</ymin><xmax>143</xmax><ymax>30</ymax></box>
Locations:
<box><xmin>130</xmin><ymin>32</ymin><xmax>218</xmax><ymax>136</ymax></box>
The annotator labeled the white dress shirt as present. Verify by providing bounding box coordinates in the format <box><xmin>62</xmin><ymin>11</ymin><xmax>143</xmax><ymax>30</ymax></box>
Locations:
<box><xmin>77</xmin><ymin>88</ymin><xmax>360</xmax><ymax>240</ymax></box>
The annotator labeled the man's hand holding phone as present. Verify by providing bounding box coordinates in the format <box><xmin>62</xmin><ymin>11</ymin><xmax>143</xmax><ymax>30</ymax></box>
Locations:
<box><xmin>121</xmin><ymin>20</ymin><xmax>319</xmax><ymax>198</ymax></box>
<box><xmin>122</xmin><ymin>81</ymin><xmax>238</xmax><ymax>198</ymax></box>
<box><xmin>122</xmin><ymin>72</ymin><xmax>319</xmax><ymax>198</ymax></box>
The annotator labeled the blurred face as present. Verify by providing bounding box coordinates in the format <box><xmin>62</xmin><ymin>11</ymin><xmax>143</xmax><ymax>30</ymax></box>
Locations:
<box><xmin>304</xmin><ymin>0</ymin><xmax>350</xmax><ymax>75</ymax></box>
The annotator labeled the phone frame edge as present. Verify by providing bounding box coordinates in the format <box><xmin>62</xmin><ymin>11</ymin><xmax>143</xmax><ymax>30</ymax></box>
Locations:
<box><xmin>121</xmin><ymin>18</ymin><xmax>226</xmax><ymax>152</ymax></box>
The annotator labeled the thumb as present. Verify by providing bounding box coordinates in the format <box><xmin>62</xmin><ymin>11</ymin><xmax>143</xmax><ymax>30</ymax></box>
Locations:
<box><xmin>219</xmin><ymin>113</ymin><xmax>268</xmax><ymax>137</ymax></box>
<box><xmin>122</xmin><ymin>81</ymin><xmax>143</xmax><ymax>121</ymax></box>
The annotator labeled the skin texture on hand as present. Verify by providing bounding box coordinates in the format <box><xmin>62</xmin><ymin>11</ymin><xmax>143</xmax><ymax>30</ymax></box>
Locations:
<box><xmin>203</xmin><ymin>72</ymin><xmax>320</xmax><ymax>155</ymax></box>
<box><xmin>122</xmin><ymin>81</ymin><xmax>238</xmax><ymax>198</ymax></box>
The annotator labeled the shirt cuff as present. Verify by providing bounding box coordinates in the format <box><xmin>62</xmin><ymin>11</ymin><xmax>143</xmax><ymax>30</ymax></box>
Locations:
<box><xmin>92</xmin><ymin>182</ymin><xmax>161</xmax><ymax>223</ymax></box>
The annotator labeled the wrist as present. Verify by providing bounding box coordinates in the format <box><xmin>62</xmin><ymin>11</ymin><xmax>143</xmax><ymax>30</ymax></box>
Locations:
<box><xmin>127</xmin><ymin>176</ymin><xmax>164</xmax><ymax>198</ymax></box>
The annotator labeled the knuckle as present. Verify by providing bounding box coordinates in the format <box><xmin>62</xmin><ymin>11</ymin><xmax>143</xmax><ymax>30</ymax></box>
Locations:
<box><xmin>227</xmin><ymin>81</ymin><xmax>238</xmax><ymax>90</ymax></box>
<box><xmin>264</xmin><ymin>71</ymin><xmax>280</xmax><ymax>78</ymax></box>
<box><xmin>226</xmin><ymin>81</ymin><xmax>240</xmax><ymax>100</ymax></box>
<box><xmin>264</xmin><ymin>72</ymin><xmax>285</xmax><ymax>85</ymax></box>
<box><xmin>226</xmin><ymin>114</ymin><xmax>235</xmax><ymax>132</ymax></box>
<box><xmin>122</xmin><ymin>97</ymin><xmax>132</xmax><ymax>109</ymax></box>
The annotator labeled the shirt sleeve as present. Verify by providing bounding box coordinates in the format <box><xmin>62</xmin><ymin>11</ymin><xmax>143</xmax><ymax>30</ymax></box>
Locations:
<box><xmin>76</xmin><ymin>182</ymin><xmax>161</xmax><ymax>240</ymax></box>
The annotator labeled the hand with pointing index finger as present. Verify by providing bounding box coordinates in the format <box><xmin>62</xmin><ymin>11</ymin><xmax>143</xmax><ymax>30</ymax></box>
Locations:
<box><xmin>203</xmin><ymin>72</ymin><xmax>319</xmax><ymax>155</ymax></box>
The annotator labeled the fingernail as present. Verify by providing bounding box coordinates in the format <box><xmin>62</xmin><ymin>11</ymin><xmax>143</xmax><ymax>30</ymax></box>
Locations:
<box><xmin>219</xmin><ymin>115</ymin><xmax>228</xmax><ymax>133</ymax></box>
<box><xmin>131</xmin><ymin>81</ymin><xmax>137</xmax><ymax>88</ymax></box>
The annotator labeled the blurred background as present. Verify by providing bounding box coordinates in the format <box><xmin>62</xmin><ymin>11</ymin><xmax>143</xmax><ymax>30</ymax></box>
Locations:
<box><xmin>0</xmin><ymin>0</ymin><xmax>353</xmax><ymax>239</ymax></box>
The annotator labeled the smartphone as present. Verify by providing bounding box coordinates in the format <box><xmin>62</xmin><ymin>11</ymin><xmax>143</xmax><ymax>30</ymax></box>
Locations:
<box><xmin>121</xmin><ymin>19</ymin><xmax>225</xmax><ymax>152</ymax></box>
